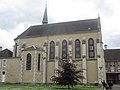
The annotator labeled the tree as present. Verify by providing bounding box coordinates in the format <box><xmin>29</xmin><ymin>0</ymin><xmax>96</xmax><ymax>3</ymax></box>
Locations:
<box><xmin>51</xmin><ymin>60</ymin><xmax>84</xmax><ymax>89</ymax></box>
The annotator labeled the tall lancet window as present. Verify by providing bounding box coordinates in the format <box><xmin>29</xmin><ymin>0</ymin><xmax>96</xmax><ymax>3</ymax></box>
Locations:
<box><xmin>49</xmin><ymin>41</ymin><xmax>55</xmax><ymax>59</ymax></box>
<box><xmin>38</xmin><ymin>54</ymin><xmax>40</xmax><ymax>71</ymax></box>
<box><xmin>62</xmin><ymin>40</ymin><xmax>68</xmax><ymax>59</ymax></box>
<box><xmin>26</xmin><ymin>53</ymin><xmax>32</xmax><ymax>70</ymax></box>
<box><xmin>75</xmin><ymin>39</ymin><xmax>81</xmax><ymax>58</ymax></box>
<box><xmin>88</xmin><ymin>38</ymin><xmax>95</xmax><ymax>58</ymax></box>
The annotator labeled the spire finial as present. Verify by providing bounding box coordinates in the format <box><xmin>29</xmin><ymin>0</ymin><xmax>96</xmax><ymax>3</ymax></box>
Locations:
<box><xmin>97</xmin><ymin>13</ymin><xmax>101</xmax><ymax>30</ymax></box>
<box><xmin>98</xmin><ymin>13</ymin><xmax>99</xmax><ymax>18</ymax></box>
<box><xmin>42</xmin><ymin>0</ymin><xmax>48</xmax><ymax>24</ymax></box>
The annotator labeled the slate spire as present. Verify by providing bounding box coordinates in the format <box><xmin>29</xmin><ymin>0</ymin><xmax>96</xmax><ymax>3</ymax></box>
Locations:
<box><xmin>42</xmin><ymin>1</ymin><xmax>48</xmax><ymax>24</ymax></box>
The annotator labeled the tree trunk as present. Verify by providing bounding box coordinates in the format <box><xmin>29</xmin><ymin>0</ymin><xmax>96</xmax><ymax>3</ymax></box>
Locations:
<box><xmin>68</xmin><ymin>84</ymin><xmax>70</xmax><ymax>89</ymax></box>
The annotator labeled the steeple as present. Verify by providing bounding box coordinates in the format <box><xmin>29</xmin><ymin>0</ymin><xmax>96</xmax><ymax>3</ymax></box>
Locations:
<box><xmin>42</xmin><ymin>1</ymin><xmax>48</xmax><ymax>24</ymax></box>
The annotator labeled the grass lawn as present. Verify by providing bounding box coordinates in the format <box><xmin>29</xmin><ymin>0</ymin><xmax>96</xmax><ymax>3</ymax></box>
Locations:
<box><xmin>0</xmin><ymin>83</ymin><xmax>101</xmax><ymax>90</ymax></box>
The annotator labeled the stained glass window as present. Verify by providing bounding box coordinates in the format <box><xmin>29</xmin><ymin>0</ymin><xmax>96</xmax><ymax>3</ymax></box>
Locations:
<box><xmin>26</xmin><ymin>53</ymin><xmax>32</xmax><ymax>70</ymax></box>
<box><xmin>50</xmin><ymin>41</ymin><xmax>55</xmax><ymax>59</ymax></box>
<box><xmin>38</xmin><ymin>54</ymin><xmax>40</xmax><ymax>71</ymax></box>
<box><xmin>88</xmin><ymin>38</ymin><xmax>95</xmax><ymax>58</ymax></box>
<box><xmin>75</xmin><ymin>39</ymin><xmax>81</xmax><ymax>58</ymax></box>
<box><xmin>62</xmin><ymin>40</ymin><xmax>68</xmax><ymax>59</ymax></box>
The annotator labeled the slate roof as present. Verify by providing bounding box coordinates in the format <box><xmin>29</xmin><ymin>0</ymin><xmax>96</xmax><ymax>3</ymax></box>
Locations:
<box><xmin>22</xmin><ymin>45</ymin><xmax>43</xmax><ymax>51</ymax></box>
<box><xmin>0</xmin><ymin>49</ymin><xmax>13</xmax><ymax>58</ymax></box>
<box><xmin>15</xmin><ymin>18</ymin><xmax>100</xmax><ymax>40</ymax></box>
<box><xmin>104</xmin><ymin>49</ymin><xmax>120</xmax><ymax>62</ymax></box>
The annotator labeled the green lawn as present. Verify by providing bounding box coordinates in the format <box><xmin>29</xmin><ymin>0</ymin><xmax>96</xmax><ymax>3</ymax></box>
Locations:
<box><xmin>0</xmin><ymin>83</ymin><xmax>101</xmax><ymax>90</ymax></box>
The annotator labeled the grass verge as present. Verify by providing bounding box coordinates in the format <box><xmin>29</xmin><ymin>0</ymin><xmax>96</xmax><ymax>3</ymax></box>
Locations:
<box><xmin>0</xmin><ymin>83</ymin><xmax>101</xmax><ymax>90</ymax></box>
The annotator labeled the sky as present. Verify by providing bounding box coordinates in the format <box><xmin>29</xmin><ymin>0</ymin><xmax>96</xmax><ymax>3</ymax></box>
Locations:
<box><xmin>0</xmin><ymin>0</ymin><xmax>120</xmax><ymax>50</ymax></box>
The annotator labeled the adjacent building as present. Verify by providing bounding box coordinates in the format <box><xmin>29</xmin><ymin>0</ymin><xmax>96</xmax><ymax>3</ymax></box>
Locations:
<box><xmin>0</xmin><ymin>48</ymin><xmax>13</xmax><ymax>82</ymax></box>
<box><xmin>104</xmin><ymin>49</ymin><xmax>120</xmax><ymax>84</ymax></box>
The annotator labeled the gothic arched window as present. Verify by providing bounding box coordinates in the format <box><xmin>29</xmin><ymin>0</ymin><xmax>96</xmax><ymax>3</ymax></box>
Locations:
<box><xmin>75</xmin><ymin>39</ymin><xmax>81</xmax><ymax>58</ymax></box>
<box><xmin>26</xmin><ymin>53</ymin><xmax>32</xmax><ymax>70</ymax></box>
<box><xmin>49</xmin><ymin>41</ymin><xmax>55</xmax><ymax>59</ymax></box>
<box><xmin>38</xmin><ymin>54</ymin><xmax>40</xmax><ymax>71</ymax></box>
<box><xmin>88</xmin><ymin>38</ymin><xmax>95</xmax><ymax>58</ymax></box>
<box><xmin>62</xmin><ymin>40</ymin><xmax>68</xmax><ymax>59</ymax></box>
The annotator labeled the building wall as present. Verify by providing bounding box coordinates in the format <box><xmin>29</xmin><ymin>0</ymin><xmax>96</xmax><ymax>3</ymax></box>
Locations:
<box><xmin>14</xmin><ymin>32</ymin><xmax>98</xmax><ymax>59</ymax></box>
<box><xmin>87</xmin><ymin>60</ymin><xmax>98</xmax><ymax>83</ymax></box>
<box><xmin>47</xmin><ymin>61</ymin><xmax>55</xmax><ymax>83</ymax></box>
<box><xmin>0</xmin><ymin>59</ymin><xmax>8</xmax><ymax>82</ymax></box>
<box><xmin>21</xmin><ymin>50</ymin><xmax>43</xmax><ymax>83</ymax></box>
<box><xmin>7</xmin><ymin>31</ymin><xmax>105</xmax><ymax>84</ymax></box>
<box><xmin>22</xmin><ymin>51</ymin><xmax>36</xmax><ymax>83</ymax></box>
<box><xmin>2</xmin><ymin>58</ymin><xmax>21</xmax><ymax>83</ymax></box>
<box><xmin>0</xmin><ymin>59</ymin><xmax>2</xmax><ymax>82</ymax></box>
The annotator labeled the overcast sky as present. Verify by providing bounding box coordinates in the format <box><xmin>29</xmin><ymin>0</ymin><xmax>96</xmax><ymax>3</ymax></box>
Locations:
<box><xmin>0</xmin><ymin>0</ymin><xmax>120</xmax><ymax>50</ymax></box>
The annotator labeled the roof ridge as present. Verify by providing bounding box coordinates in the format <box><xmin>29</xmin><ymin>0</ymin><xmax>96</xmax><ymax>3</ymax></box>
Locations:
<box><xmin>32</xmin><ymin>18</ymin><xmax>98</xmax><ymax>27</ymax></box>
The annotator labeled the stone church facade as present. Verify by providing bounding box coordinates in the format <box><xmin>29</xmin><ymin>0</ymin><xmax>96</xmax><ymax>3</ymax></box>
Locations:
<box><xmin>0</xmin><ymin>7</ymin><xmax>106</xmax><ymax>84</ymax></box>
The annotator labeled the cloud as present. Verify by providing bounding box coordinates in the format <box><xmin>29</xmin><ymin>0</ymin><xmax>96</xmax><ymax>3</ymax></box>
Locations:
<box><xmin>0</xmin><ymin>23</ymin><xmax>26</xmax><ymax>49</ymax></box>
<box><xmin>48</xmin><ymin>0</ymin><xmax>98</xmax><ymax>23</ymax></box>
<box><xmin>0</xmin><ymin>0</ymin><xmax>120</xmax><ymax>50</ymax></box>
<box><xmin>95</xmin><ymin>0</ymin><xmax>114</xmax><ymax>17</ymax></box>
<box><xmin>104</xmin><ymin>34</ymin><xmax>120</xmax><ymax>49</ymax></box>
<box><xmin>0</xmin><ymin>0</ymin><xmax>45</xmax><ymax>30</ymax></box>
<box><xmin>0</xmin><ymin>10</ymin><xmax>18</xmax><ymax>30</ymax></box>
<box><xmin>0</xmin><ymin>28</ymin><xmax>15</xmax><ymax>49</ymax></box>
<box><xmin>0</xmin><ymin>0</ymin><xmax>47</xmax><ymax>50</ymax></box>
<box><xmin>84</xmin><ymin>0</ymin><xmax>114</xmax><ymax>17</ymax></box>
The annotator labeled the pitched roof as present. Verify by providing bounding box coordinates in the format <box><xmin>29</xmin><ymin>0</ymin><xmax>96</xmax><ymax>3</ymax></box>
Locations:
<box><xmin>104</xmin><ymin>49</ymin><xmax>120</xmax><ymax>61</ymax></box>
<box><xmin>0</xmin><ymin>49</ymin><xmax>13</xmax><ymax>58</ymax></box>
<box><xmin>15</xmin><ymin>18</ymin><xmax>100</xmax><ymax>40</ymax></box>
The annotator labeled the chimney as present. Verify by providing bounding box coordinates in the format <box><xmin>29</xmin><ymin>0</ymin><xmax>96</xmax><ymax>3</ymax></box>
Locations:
<box><xmin>0</xmin><ymin>46</ymin><xmax>2</xmax><ymax>51</ymax></box>
<box><xmin>104</xmin><ymin>45</ymin><xmax>107</xmax><ymax>50</ymax></box>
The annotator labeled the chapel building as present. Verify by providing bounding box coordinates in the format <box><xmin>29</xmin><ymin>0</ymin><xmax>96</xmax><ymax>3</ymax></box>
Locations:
<box><xmin>0</xmin><ymin>7</ymin><xmax>106</xmax><ymax>84</ymax></box>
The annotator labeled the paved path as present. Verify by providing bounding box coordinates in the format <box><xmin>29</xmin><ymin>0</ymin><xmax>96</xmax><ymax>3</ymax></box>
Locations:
<box><xmin>112</xmin><ymin>85</ymin><xmax>120</xmax><ymax>90</ymax></box>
